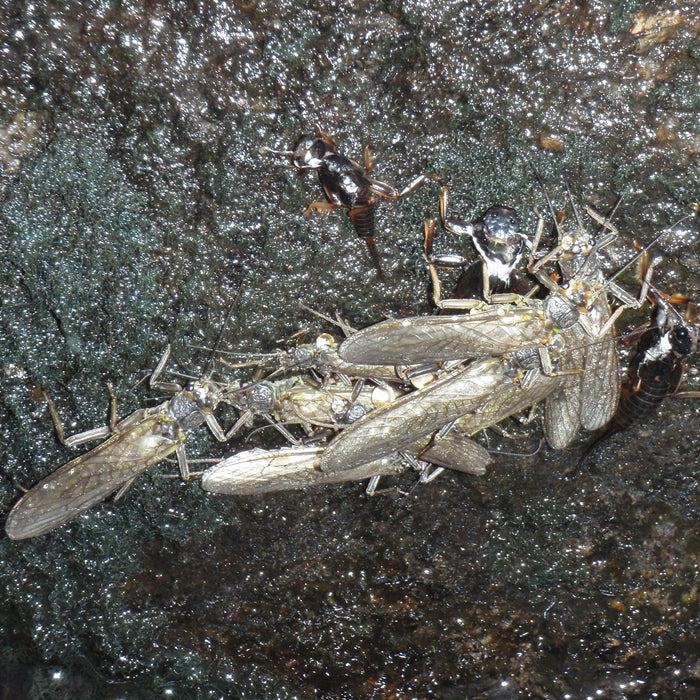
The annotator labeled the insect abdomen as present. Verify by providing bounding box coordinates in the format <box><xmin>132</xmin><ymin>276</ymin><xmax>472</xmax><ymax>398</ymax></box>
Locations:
<box><xmin>348</xmin><ymin>202</ymin><xmax>376</xmax><ymax>241</ymax></box>
<box><xmin>612</xmin><ymin>358</ymin><xmax>680</xmax><ymax>431</ymax></box>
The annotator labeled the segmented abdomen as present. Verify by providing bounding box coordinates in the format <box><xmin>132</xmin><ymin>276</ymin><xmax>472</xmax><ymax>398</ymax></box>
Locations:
<box><xmin>348</xmin><ymin>202</ymin><xmax>376</xmax><ymax>240</ymax></box>
<box><xmin>612</xmin><ymin>357</ymin><xmax>681</xmax><ymax>431</ymax></box>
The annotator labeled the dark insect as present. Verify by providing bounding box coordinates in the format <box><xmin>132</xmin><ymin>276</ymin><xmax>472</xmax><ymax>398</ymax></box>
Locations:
<box><xmin>269</xmin><ymin>129</ymin><xmax>442</xmax><ymax>280</ymax></box>
<box><xmin>613</xmin><ymin>291</ymin><xmax>698</xmax><ymax>431</ymax></box>
<box><xmin>424</xmin><ymin>188</ymin><xmax>532</xmax><ymax>307</ymax></box>
<box><xmin>569</xmin><ymin>284</ymin><xmax>698</xmax><ymax>475</ymax></box>
<box><xmin>590</xmin><ymin>286</ymin><xmax>698</xmax><ymax>447</ymax></box>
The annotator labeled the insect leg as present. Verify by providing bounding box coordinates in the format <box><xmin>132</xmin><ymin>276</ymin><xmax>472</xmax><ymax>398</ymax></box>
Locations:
<box><xmin>422</xmin><ymin>207</ymin><xmax>484</xmax><ymax>311</ymax></box>
<box><xmin>149</xmin><ymin>345</ymin><xmax>182</xmax><ymax>393</ymax></box>
<box><xmin>107</xmin><ymin>382</ymin><xmax>117</xmax><ymax>433</ymax></box>
<box><xmin>260</xmin><ymin>413</ymin><xmax>302</xmax><ymax>445</ymax></box>
<box><xmin>112</xmin><ymin>475</ymin><xmax>139</xmax><ymax>501</ymax></box>
<box><xmin>42</xmin><ymin>389</ymin><xmax>112</xmax><ymax>448</ymax></box>
<box><xmin>365</xmin><ymin>475</ymin><xmax>381</xmax><ymax>495</ymax></box>
<box><xmin>303</xmin><ymin>201</ymin><xmax>344</xmax><ymax>215</ymax></box>
<box><xmin>368</xmin><ymin>173</ymin><xmax>443</xmax><ymax>200</ymax></box>
<box><xmin>363</xmin><ymin>143</ymin><xmax>372</xmax><ymax>172</ymax></box>
<box><xmin>204</xmin><ymin>411</ymin><xmax>228</xmax><ymax>442</ymax></box>
<box><xmin>175</xmin><ymin>443</ymin><xmax>195</xmax><ymax>481</ymax></box>
<box><xmin>592</xmin><ymin>257</ymin><xmax>658</xmax><ymax>339</ymax></box>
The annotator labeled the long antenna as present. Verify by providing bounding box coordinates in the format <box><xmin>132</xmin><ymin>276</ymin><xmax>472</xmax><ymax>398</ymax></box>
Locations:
<box><xmin>260</xmin><ymin>146</ymin><xmax>294</xmax><ymax>158</ymax></box>
<box><xmin>524</xmin><ymin>158</ymin><xmax>566</xmax><ymax>248</ymax></box>
<box><xmin>203</xmin><ymin>277</ymin><xmax>248</xmax><ymax>379</ymax></box>
<box><xmin>602</xmin><ymin>213</ymin><xmax>695</xmax><ymax>289</ymax></box>
<box><xmin>562</xmin><ymin>179</ymin><xmax>584</xmax><ymax>231</ymax></box>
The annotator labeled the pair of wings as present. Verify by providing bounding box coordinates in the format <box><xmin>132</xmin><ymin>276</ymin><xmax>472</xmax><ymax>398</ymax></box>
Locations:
<box><xmin>5</xmin><ymin>408</ymin><xmax>183</xmax><ymax>540</ymax></box>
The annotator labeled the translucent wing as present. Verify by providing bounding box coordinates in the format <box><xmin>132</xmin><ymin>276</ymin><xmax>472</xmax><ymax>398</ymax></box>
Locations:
<box><xmin>320</xmin><ymin>358</ymin><xmax>507</xmax><ymax>475</ymax></box>
<box><xmin>339</xmin><ymin>305</ymin><xmax>552</xmax><ymax>365</ymax></box>
<box><xmin>5</xmin><ymin>409</ymin><xmax>183</xmax><ymax>540</ymax></box>
<box><xmin>579</xmin><ymin>297</ymin><xmax>620</xmax><ymax>430</ymax></box>
<box><xmin>543</xmin><ymin>324</ymin><xmax>586</xmax><ymax>449</ymax></box>
<box><xmin>450</xmin><ymin>372</ymin><xmax>562</xmax><ymax>439</ymax></box>
<box><xmin>420</xmin><ymin>434</ymin><xmax>493</xmax><ymax>475</ymax></box>
<box><xmin>544</xmin><ymin>380</ymin><xmax>582</xmax><ymax>450</ymax></box>
<box><xmin>201</xmin><ymin>447</ymin><xmax>401</xmax><ymax>495</ymax></box>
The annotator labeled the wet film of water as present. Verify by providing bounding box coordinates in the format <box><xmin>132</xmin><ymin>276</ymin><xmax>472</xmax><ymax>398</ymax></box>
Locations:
<box><xmin>1</xmin><ymin>1</ymin><xmax>699</xmax><ymax>697</ymax></box>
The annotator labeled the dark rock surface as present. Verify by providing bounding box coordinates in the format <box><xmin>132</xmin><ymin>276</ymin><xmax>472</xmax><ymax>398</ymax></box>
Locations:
<box><xmin>1</xmin><ymin>1</ymin><xmax>698</xmax><ymax>697</ymax></box>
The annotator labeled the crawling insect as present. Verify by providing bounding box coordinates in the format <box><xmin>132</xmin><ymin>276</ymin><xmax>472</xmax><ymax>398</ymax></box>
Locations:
<box><xmin>336</xmin><ymin>298</ymin><xmax>562</xmax><ymax>371</ymax></box>
<box><xmin>571</xmin><ymin>278</ymin><xmax>699</xmax><ymax>473</ymax></box>
<box><xmin>225</xmin><ymin>372</ymin><xmax>403</xmax><ymax>442</ymax></box>
<box><xmin>613</xmin><ymin>291</ymin><xmax>699</xmax><ymax>431</ymax></box>
<box><xmin>425</xmin><ymin>190</ymin><xmax>532</xmax><ymax>307</ymax></box>
<box><xmin>224</xmin><ymin>332</ymin><xmax>433</xmax><ymax>388</ymax></box>
<box><xmin>268</xmin><ymin>129</ymin><xmax>442</xmax><ymax>279</ymax></box>
<box><xmin>336</xmin><ymin>203</ymin><xmax>564</xmax><ymax>373</ymax></box>
<box><xmin>4</xmin><ymin>345</ymin><xmax>239</xmax><ymax>540</ymax></box>
<box><xmin>595</xmin><ymin>280</ymin><xmax>699</xmax><ymax>439</ymax></box>
<box><xmin>525</xmin><ymin>185</ymin><xmax>661</xmax><ymax>448</ymax></box>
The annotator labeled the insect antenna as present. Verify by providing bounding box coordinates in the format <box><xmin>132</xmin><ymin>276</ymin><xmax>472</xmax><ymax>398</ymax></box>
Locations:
<box><xmin>486</xmin><ymin>437</ymin><xmax>544</xmax><ymax>458</ymax></box>
<box><xmin>201</xmin><ymin>278</ymin><xmax>248</xmax><ymax>381</ymax></box>
<box><xmin>562</xmin><ymin>178</ymin><xmax>584</xmax><ymax>231</ymax></box>
<box><xmin>260</xmin><ymin>146</ymin><xmax>294</xmax><ymax>158</ymax></box>
<box><xmin>591</xmin><ymin>212</ymin><xmax>695</xmax><ymax>305</ymax></box>
<box><xmin>299</xmin><ymin>303</ymin><xmax>357</xmax><ymax>337</ymax></box>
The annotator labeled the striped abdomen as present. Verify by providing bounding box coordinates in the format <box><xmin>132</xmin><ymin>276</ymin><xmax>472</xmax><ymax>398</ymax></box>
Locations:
<box><xmin>348</xmin><ymin>200</ymin><xmax>376</xmax><ymax>241</ymax></box>
<box><xmin>612</xmin><ymin>354</ymin><xmax>682</xmax><ymax>432</ymax></box>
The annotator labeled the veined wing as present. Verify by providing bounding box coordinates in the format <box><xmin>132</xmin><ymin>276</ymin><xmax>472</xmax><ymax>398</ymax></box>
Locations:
<box><xmin>543</xmin><ymin>324</ymin><xmax>586</xmax><ymax>449</ymax></box>
<box><xmin>420</xmin><ymin>434</ymin><xmax>493</xmax><ymax>475</ymax></box>
<box><xmin>5</xmin><ymin>409</ymin><xmax>183</xmax><ymax>540</ymax></box>
<box><xmin>320</xmin><ymin>358</ymin><xmax>507</xmax><ymax>475</ymax></box>
<box><xmin>338</xmin><ymin>304</ymin><xmax>552</xmax><ymax>365</ymax></box>
<box><xmin>580</xmin><ymin>297</ymin><xmax>620</xmax><ymax>430</ymax></box>
<box><xmin>451</xmin><ymin>371</ymin><xmax>562</xmax><ymax>439</ymax></box>
<box><xmin>201</xmin><ymin>446</ymin><xmax>401</xmax><ymax>495</ymax></box>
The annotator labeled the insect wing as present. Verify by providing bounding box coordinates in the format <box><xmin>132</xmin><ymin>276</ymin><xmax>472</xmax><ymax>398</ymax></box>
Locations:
<box><xmin>5</xmin><ymin>409</ymin><xmax>183</xmax><ymax>540</ymax></box>
<box><xmin>543</xmin><ymin>324</ymin><xmax>586</xmax><ymax>449</ymax></box>
<box><xmin>421</xmin><ymin>434</ymin><xmax>493</xmax><ymax>475</ymax></box>
<box><xmin>202</xmin><ymin>447</ymin><xmax>324</xmax><ymax>494</ymax></box>
<box><xmin>452</xmin><ymin>372</ymin><xmax>562</xmax><ymax>439</ymax></box>
<box><xmin>579</xmin><ymin>297</ymin><xmax>620</xmax><ymax>430</ymax></box>
<box><xmin>320</xmin><ymin>358</ymin><xmax>506</xmax><ymax>475</ymax></box>
<box><xmin>201</xmin><ymin>447</ymin><xmax>400</xmax><ymax>495</ymax></box>
<box><xmin>339</xmin><ymin>306</ymin><xmax>552</xmax><ymax>365</ymax></box>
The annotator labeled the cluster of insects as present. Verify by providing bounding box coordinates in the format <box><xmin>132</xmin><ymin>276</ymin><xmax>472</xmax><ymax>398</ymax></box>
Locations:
<box><xmin>4</xmin><ymin>129</ymin><xmax>699</xmax><ymax>539</ymax></box>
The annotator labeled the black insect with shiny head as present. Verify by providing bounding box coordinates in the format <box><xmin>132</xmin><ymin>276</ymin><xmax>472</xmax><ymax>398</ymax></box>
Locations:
<box><xmin>424</xmin><ymin>186</ymin><xmax>532</xmax><ymax>307</ymax></box>
<box><xmin>4</xmin><ymin>295</ymin><xmax>248</xmax><ymax>540</ymax></box>
<box><xmin>601</xmin><ymin>281</ymin><xmax>699</xmax><ymax>437</ymax></box>
<box><xmin>570</xmin><ymin>270</ymin><xmax>699</xmax><ymax>475</ymax></box>
<box><xmin>267</xmin><ymin>128</ymin><xmax>443</xmax><ymax>280</ymax></box>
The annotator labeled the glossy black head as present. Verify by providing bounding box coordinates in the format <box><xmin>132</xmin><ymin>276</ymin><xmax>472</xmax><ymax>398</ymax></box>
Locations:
<box><xmin>292</xmin><ymin>133</ymin><xmax>336</xmax><ymax>171</ymax></box>
<box><xmin>471</xmin><ymin>206</ymin><xmax>528</xmax><ymax>284</ymax></box>
<box><xmin>670</xmin><ymin>324</ymin><xmax>698</xmax><ymax>357</ymax></box>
